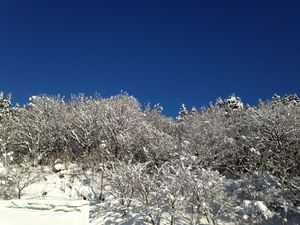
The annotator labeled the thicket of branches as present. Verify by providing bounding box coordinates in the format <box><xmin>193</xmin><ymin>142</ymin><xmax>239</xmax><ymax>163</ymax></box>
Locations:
<box><xmin>0</xmin><ymin>91</ymin><xmax>299</xmax><ymax>224</ymax></box>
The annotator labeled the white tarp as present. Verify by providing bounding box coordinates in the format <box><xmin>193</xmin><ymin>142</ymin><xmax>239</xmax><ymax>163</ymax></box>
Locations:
<box><xmin>0</xmin><ymin>200</ymin><xmax>90</xmax><ymax>225</ymax></box>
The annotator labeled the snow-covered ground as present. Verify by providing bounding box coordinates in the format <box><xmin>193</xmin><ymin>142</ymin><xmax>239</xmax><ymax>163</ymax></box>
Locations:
<box><xmin>1</xmin><ymin>164</ymin><xmax>299</xmax><ymax>225</ymax></box>
<box><xmin>0</xmin><ymin>200</ymin><xmax>89</xmax><ymax>225</ymax></box>
<box><xmin>20</xmin><ymin>164</ymin><xmax>97</xmax><ymax>201</ymax></box>
<box><xmin>0</xmin><ymin>164</ymin><xmax>221</xmax><ymax>225</ymax></box>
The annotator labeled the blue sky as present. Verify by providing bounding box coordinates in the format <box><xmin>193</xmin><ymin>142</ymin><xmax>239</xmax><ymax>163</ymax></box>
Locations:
<box><xmin>0</xmin><ymin>0</ymin><xmax>299</xmax><ymax>116</ymax></box>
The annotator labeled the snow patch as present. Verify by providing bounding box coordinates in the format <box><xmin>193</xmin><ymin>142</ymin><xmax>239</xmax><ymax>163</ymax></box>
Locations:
<box><xmin>0</xmin><ymin>200</ymin><xmax>90</xmax><ymax>225</ymax></box>
<box><xmin>53</xmin><ymin>163</ymin><xmax>66</xmax><ymax>173</ymax></box>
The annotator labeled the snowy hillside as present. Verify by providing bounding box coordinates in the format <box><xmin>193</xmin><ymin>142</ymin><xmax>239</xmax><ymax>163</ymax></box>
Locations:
<box><xmin>1</xmin><ymin>163</ymin><xmax>300</xmax><ymax>225</ymax></box>
<box><xmin>0</xmin><ymin>92</ymin><xmax>300</xmax><ymax>224</ymax></box>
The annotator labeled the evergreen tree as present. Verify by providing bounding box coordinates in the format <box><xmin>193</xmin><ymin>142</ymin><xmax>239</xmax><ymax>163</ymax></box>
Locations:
<box><xmin>177</xmin><ymin>103</ymin><xmax>188</xmax><ymax>121</ymax></box>
<box><xmin>0</xmin><ymin>92</ymin><xmax>13</xmax><ymax>121</ymax></box>
<box><xmin>190</xmin><ymin>106</ymin><xmax>197</xmax><ymax>115</ymax></box>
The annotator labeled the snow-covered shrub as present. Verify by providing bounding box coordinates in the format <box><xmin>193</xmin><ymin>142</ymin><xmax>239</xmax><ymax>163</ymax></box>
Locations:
<box><xmin>156</xmin><ymin>162</ymin><xmax>191</xmax><ymax>225</ymax></box>
<box><xmin>229</xmin><ymin>172</ymin><xmax>299</xmax><ymax>224</ymax></box>
<box><xmin>186</xmin><ymin>167</ymin><xmax>230</xmax><ymax>225</ymax></box>
<box><xmin>108</xmin><ymin>162</ymin><xmax>190</xmax><ymax>224</ymax></box>
<box><xmin>0</xmin><ymin>164</ymin><xmax>45</xmax><ymax>200</ymax></box>
<box><xmin>108</xmin><ymin>162</ymin><xmax>147</xmax><ymax>216</ymax></box>
<box><xmin>134</xmin><ymin>167</ymin><xmax>165</xmax><ymax>225</ymax></box>
<box><xmin>234</xmin><ymin>200</ymin><xmax>274</xmax><ymax>224</ymax></box>
<box><xmin>88</xmin><ymin>163</ymin><xmax>108</xmax><ymax>202</ymax></box>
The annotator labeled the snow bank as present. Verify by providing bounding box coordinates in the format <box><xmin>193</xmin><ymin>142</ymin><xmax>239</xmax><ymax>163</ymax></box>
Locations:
<box><xmin>0</xmin><ymin>200</ymin><xmax>90</xmax><ymax>225</ymax></box>
<box><xmin>22</xmin><ymin>165</ymin><xmax>96</xmax><ymax>201</ymax></box>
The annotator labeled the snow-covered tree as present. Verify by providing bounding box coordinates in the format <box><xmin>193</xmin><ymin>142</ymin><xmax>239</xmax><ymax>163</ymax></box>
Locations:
<box><xmin>144</xmin><ymin>103</ymin><xmax>175</xmax><ymax>136</ymax></box>
<box><xmin>109</xmin><ymin>162</ymin><xmax>145</xmax><ymax>216</ymax></box>
<box><xmin>65</xmin><ymin>94</ymin><xmax>103</xmax><ymax>164</ymax></box>
<box><xmin>0</xmin><ymin>164</ymin><xmax>45</xmax><ymax>199</ymax></box>
<box><xmin>10</xmin><ymin>95</ymin><xmax>67</xmax><ymax>165</ymax></box>
<box><xmin>282</xmin><ymin>94</ymin><xmax>300</xmax><ymax>105</ymax></box>
<box><xmin>190</xmin><ymin>106</ymin><xmax>197</xmax><ymax>115</ymax></box>
<box><xmin>216</xmin><ymin>94</ymin><xmax>244</xmax><ymax>113</ymax></box>
<box><xmin>177</xmin><ymin>104</ymin><xmax>188</xmax><ymax>121</ymax></box>
<box><xmin>158</xmin><ymin>162</ymin><xmax>190</xmax><ymax>225</ymax></box>
<box><xmin>96</xmin><ymin>93</ymin><xmax>145</xmax><ymax>162</ymax></box>
<box><xmin>0</xmin><ymin>92</ymin><xmax>18</xmax><ymax>167</ymax></box>
<box><xmin>176</xmin><ymin>105</ymin><xmax>230</xmax><ymax>170</ymax></box>
<box><xmin>227</xmin><ymin>95</ymin><xmax>300</xmax><ymax>184</ymax></box>
<box><xmin>186</xmin><ymin>167</ymin><xmax>229</xmax><ymax>225</ymax></box>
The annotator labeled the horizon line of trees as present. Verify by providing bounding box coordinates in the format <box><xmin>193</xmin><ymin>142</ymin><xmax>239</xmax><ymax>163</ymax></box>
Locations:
<box><xmin>0</xmin><ymin>91</ymin><xmax>299</xmax><ymax>179</ymax></box>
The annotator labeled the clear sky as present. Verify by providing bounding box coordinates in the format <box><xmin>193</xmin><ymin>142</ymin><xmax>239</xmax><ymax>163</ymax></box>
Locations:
<box><xmin>0</xmin><ymin>0</ymin><xmax>299</xmax><ymax>116</ymax></box>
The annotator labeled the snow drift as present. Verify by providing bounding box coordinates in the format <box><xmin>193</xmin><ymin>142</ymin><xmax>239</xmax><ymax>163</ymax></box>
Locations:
<box><xmin>0</xmin><ymin>200</ymin><xmax>90</xmax><ymax>225</ymax></box>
